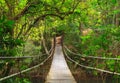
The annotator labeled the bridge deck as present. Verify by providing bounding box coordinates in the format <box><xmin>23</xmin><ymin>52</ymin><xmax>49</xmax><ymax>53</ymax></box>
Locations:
<box><xmin>45</xmin><ymin>45</ymin><xmax>76</xmax><ymax>83</ymax></box>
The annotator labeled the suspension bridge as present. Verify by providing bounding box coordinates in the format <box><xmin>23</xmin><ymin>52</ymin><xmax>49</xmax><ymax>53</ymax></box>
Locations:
<box><xmin>45</xmin><ymin>45</ymin><xmax>76</xmax><ymax>83</ymax></box>
<box><xmin>0</xmin><ymin>37</ymin><xmax>120</xmax><ymax>83</ymax></box>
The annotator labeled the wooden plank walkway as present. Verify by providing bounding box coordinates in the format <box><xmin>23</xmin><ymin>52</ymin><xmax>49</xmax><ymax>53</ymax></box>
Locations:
<box><xmin>45</xmin><ymin>45</ymin><xmax>76</xmax><ymax>83</ymax></box>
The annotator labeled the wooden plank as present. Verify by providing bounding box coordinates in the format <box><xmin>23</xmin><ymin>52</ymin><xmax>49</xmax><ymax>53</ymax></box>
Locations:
<box><xmin>45</xmin><ymin>46</ymin><xmax>76</xmax><ymax>83</ymax></box>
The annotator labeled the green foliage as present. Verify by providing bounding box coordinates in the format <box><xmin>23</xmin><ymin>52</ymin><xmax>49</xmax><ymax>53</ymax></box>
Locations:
<box><xmin>112</xmin><ymin>0</ymin><xmax>117</xmax><ymax>4</ymax></box>
<box><xmin>24</xmin><ymin>40</ymin><xmax>41</xmax><ymax>56</ymax></box>
<box><xmin>0</xmin><ymin>16</ymin><xmax>24</xmax><ymax>56</ymax></box>
<box><xmin>65</xmin><ymin>25</ymin><xmax>120</xmax><ymax>77</ymax></box>
<box><xmin>2</xmin><ymin>78</ymin><xmax>31</xmax><ymax>83</ymax></box>
<box><xmin>0</xmin><ymin>16</ymin><xmax>26</xmax><ymax>78</ymax></box>
<box><xmin>106</xmin><ymin>60</ymin><xmax>115</xmax><ymax>71</ymax></box>
<box><xmin>1</xmin><ymin>0</ymin><xmax>120</xmax><ymax>81</ymax></box>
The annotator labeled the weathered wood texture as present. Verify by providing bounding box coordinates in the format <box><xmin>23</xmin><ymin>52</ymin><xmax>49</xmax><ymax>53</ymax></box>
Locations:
<box><xmin>45</xmin><ymin>46</ymin><xmax>76</xmax><ymax>83</ymax></box>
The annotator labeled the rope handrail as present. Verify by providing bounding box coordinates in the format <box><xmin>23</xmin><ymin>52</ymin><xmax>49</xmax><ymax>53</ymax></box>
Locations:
<box><xmin>63</xmin><ymin>49</ymin><xmax>120</xmax><ymax>76</ymax></box>
<box><xmin>64</xmin><ymin>46</ymin><xmax>120</xmax><ymax>60</ymax></box>
<box><xmin>0</xmin><ymin>56</ymin><xmax>36</xmax><ymax>59</ymax></box>
<box><xmin>0</xmin><ymin>47</ymin><xmax>54</xmax><ymax>82</ymax></box>
<box><xmin>0</xmin><ymin>53</ymin><xmax>47</xmax><ymax>60</ymax></box>
<box><xmin>0</xmin><ymin>46</ymin><xmax>53</xmax><ymax>60</ymax></box>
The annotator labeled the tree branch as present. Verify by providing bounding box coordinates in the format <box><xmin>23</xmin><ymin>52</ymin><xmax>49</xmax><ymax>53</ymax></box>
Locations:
<box><xmin>11</xmin><ymin>3</ymin><xmax>31</xmax><ymax>20</ymax></box>
<box><xmin>23</xmin><ymin>13</ymin><xmax>64</xmax><ymax>36</ymax></box>
<box><xmin>16</xmin><ymin>23</ymin><xmax>27</xmax><ymax>39</ymax></box>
